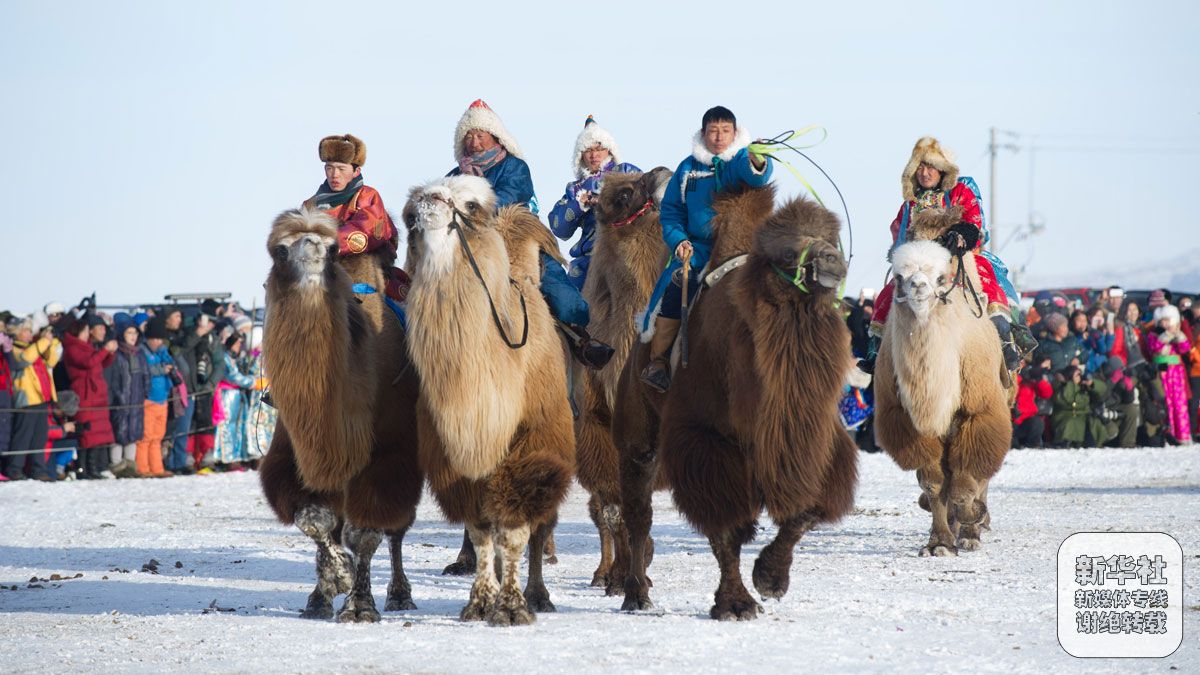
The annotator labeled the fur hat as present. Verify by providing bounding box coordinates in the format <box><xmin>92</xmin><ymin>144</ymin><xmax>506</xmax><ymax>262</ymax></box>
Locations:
<box><xmin>572</xmin><ymin>115</ymin><xmax>622</xmax><ymax>179</ymax></box>
<box><xmin>901</xmin><ymin>137</ymin><xmax>960</xmax><ymax>202</ymax></box>
<box><xmin>145</xmin><ymin>316</ymin><xmax>169</xmax><ymax>340</ymax></box>
<box><xmin>1148</xmin><ymin>289</ymin><xmax>1167</xmax><ymax>308</ymax></box>
<box><xmin>5</xmin><ymin>315</ymin><xmax>31</xmax><ymax>336</ymax></box>
<box><xmin>43</xmin><ymin>301</ymin><xmax>65</xmax><ymax>315</ymax></box>
<box><xmin>232</xmin><ymin>314</ymin><xmax>253</xmax><ymax>334</ymax></box>
<box><xmin>319</xmin><ymin>134</ymin><xmax>367</xmax><ymax>167</ymax></box>
<box><xmin>453</xmin><ymin>99</ymin><xmax>524</xmax><ymax>161</ymax></box>
<box><xmin>1154</xmin><ymin>304</ymin><xmax>1181</xmax><ymax>326</ymax></box>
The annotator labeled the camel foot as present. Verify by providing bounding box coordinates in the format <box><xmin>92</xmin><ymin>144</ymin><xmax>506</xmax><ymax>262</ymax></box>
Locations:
<box><xmin>544</xmin><ymin>554</ymin><xmax>558</xmax><ymax>565</ymax></box>
<box><xmin>523</xmin><ymin>586</ymin><xmax>556</xmax><ymax>613</ymax></box>
<box><xmin>710</xmin><ymin>596</ymin><xmax>763</xmax><ymax>622</ymax></box>
<box><xmin>300</xmin><ymin>591</ymin><xmax>334</xmax><ymax>620</ymax></box>
<box><xmin>459</xmin><ymin>598</ymin><xmax>490</xmax><ymax>622</ymax></box>
<box><xmin>336</xmin><ymin>605</ymin><xmax>381</xmax><ymax>623</ymax></box>
<box><xmin>957</xmin><ymin>537</ymin><xmax>982</xmax><ymax>552</ymax></box>
<box><xmin>751</xmin><ymin>555</ymin><xmax>791</xmax><ymax>600</ymax></box>
<box><xmin>980</xmin><ymin>511</ymin><xmax>992</xmax><ymax>532</ymax></box>
<box><xmin>920</xmin><ymin>544</ymin><xmax>958</xmax><ymax>557</ymax></box>
<box><xmin>384</xmin><ymin>595</ymin><xmax>418</xmax><ymax>611</ymax></box>
<box><xmin>590</xmin><ymin>570</ymin><xmax>609</xmax><ymax>588</ymax></box>
<box><xmin>605</xmin><ymin>570</ymin><xmax>627</xmax><ymax>597</ymax></box>
<box><xmin>621</xmin><ymin>586</ymin><xmax>654</xmax><ymax>612</ymax></box>
<box><xmin>442</xmin><ymin>558</ymin><xmax>476</xmax><ymax>576</ymax></box>
<box><xmin>488</xmin><ymin>588</ymin><xmax>535</xmax><ymax>627</ymax></box>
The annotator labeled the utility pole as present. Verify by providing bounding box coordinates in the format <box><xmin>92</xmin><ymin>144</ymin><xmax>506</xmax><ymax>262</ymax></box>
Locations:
<box><xmin>987</xmin><ymin>128</ymin><xmax>1020</xmax><ymax>252</ymax></box>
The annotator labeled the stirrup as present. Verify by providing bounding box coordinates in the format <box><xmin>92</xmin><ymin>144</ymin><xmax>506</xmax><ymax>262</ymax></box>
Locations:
<box><xmin>640</xmin><ymin>356</ymin><xmax>672</xmax><ymax>393</ymax></box>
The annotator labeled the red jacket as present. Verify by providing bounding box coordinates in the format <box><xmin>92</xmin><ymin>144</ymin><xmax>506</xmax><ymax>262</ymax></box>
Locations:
<box><xmin>304</xmin><ymin>185</ymin><xmax>397</xmax><ymax>260</ymax></box>
<box><xmin>1013</xmin><ymin>373</ymin><xmax>1053</xmax><ymax>425</ymax></box>
<box><xmin>62</xmin><ymin>333</ymin><xmax>116</xmax><ymax>449</ymax></box>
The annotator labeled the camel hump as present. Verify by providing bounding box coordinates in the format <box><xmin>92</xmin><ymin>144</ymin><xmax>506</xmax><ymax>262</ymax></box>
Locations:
<box><xmin>495</xmin><ymin>205</ymin><xmax>566</xmax><ymax>267</ymax></box>
<box><xmin>907</xmin><ymin>204</ymin><xmax>964</xmax><ymax>242</ymax></box>
<box><xmin>709</xmin><ymin>184</ymin><xmax>777</xmax><ymax>264</ymax></box>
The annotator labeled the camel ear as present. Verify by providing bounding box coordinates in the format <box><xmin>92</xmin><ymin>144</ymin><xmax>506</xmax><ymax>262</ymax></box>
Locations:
<box><xmin>642</xmin><ymin>166</ymin><xmax>672</xmax><ymax>207</ymax></box>
<box><xmin>271</xmin><ymin>244</ymin><xmax>289</xmax><ymax>264</ymax></box>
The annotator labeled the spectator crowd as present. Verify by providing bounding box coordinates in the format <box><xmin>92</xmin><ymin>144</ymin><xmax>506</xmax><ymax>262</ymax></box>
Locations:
<box><xmin>846</xmin><ymin>286</ymin><xmax>1200</xmax><ymax>451</ymax></box>
<box><xmin>0</xmin><ymin>298</ymin><xmax>274</xmax><ymax>482</ymax></box>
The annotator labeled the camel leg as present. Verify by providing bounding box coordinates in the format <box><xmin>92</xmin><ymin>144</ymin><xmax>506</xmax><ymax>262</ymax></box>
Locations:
<box><xmin>488</xmin><ymin>523</ymin><xmax>535</xmax><ymax>627</ymax></box>
<box><xmin>443</xmin><ymin>527</ymin><xmax>477</xmax><ymax>576</ymax></box>
<box><xmin>384</xmin><ymin>516</ymin><xmax>418</xmax><ymax>611</ymax></box>
<box><xmin>752</xmin><ymin>509</ymin><xmax>821</xmax><ymax>600</ymax></box>
<box><xmin>543</xmin><ymin>529</ymin><xmax>558</xmax><ymax>565</ymax></box>
<box><xmin>950</xmin><ymin>475</ymin><xmax>987</xmax><ymax>552</ymax></box>
<box><xmin>977</xmin><ymin>478</ymin><xmax>992</xmax><ymax>531</ymax></box>
<box><xmin>603</xmin><ymin>504</ymin><xmax>630</xmax><ymax>597</ymax></box>
<box><xmin>588</xmin><ymin>494</ymin><xmax>615</xmax><ymax>588</ymax></box>
<box><xmin>336</xmin><ymin>523</ymin><xmax>383</xmax><ymax>623</ymax></box>
<box><xmin>708</xmin><ymin>524</ymin><xmax>761</xmax><ymax>621</ymax></box>
<box><xmin>619</xmin><ymin>442</ymin><xmax>659</xmax><ymax>611</ymax></box>
<box><xmin>460</xmin><ymin>524</ymin><xmax>499</xmax><ymax>622</ymax></box>
<box><xmin>917</xmin><ymin>466</ymin><xmax>957</xmax><ymax>557</ymax></box>
<box><xmin>523</xmin><ymin>516</ymin><xmax>557</xmax><ymax>613</ymax></box>
<box><xmin>295</xmin><ymin>503</ymin><xmax>353</xmax><ymax>620</ymax></box>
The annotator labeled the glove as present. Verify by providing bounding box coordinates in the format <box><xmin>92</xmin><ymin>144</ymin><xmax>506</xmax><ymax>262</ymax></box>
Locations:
<box><xmin>937</xmin><ymin>222</ymin><xmax>980</xmax><ymax>256</ymax></box>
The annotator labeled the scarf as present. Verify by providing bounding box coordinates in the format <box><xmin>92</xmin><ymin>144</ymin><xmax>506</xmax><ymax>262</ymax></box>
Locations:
<box><xmin>310</xmin><ymin>175</ymin><xmax>365</xmax><ymax>210</ymax></box>
<box><xmin>458</xmin><ymin>145</ymin><xmax>507</xmax><ymax>177</ymax></box>
<box><xmin>571</xmin><ymin>160</ymin><xmax>616</xmax><ymax>203</ymax></box>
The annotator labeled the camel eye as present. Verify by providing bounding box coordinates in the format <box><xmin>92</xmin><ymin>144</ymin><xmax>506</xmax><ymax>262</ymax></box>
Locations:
<box><xmin>936</xmin><ymin>274</ymin><xmax>946</xmax><ymax>284</ymax></box>
<box><xmin>618</xmin><ymin>188</ymin><xmax>632</xmax><ymax>204</ymax></box>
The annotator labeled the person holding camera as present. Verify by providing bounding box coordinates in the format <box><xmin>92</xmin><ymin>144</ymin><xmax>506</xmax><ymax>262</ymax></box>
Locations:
<box><xmin>1096</xmin><ymin>356</ymin><xmax>1140</xmax><ymax>448</ymax></box>
<box><xmin>1013</xmin><ymin>357</ymin><xmax>1054</xmax><ymax>448</ymax></box>
<box><xmin>1145</xmin><ymin>305</ymin><xmax>1192</xmax><ymax>445</ymax></box>
<box><xmin>62</xmin><ymin>317</ymin><xmax>117</xmax><ymax>479</ymax></box>
<box><xmin>4</xmin><ymin>317</ymin><xmax>62</xmax><ymax>480</ymax></box>
<box><xmin>1051</xmin><ymin>365</ymin><xmax>1111</xmax><ymax>448</ymax></box>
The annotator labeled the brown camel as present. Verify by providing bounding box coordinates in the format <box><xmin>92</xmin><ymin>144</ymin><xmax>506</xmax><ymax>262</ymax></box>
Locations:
<box><xmin>257</xmin><ymin>209</ymin><xmax>424</xmax><ymax>622</ymax></box>
<box><xmin>402</xmin><ymin>175</ymin><xmax>574</xmax><ymax>626</ymax></box>
<box><xmin>874</xmin><ymin>206</ymin><xmax>1012</xmax><ymax>556</ymax></box>
<box><xmin>653</xmin><ymin>189</ymin><xmax>859</xmax><ymax>621</ymax></box>
<box><xmin>610</xmin><ymin>185</ymin><xmax>774</xmax><ymax>612</ymax></box>
<box><xmin>572</xmin><ymin>167</ymin><xmax>672</xmax><ymax>593</ymax></box>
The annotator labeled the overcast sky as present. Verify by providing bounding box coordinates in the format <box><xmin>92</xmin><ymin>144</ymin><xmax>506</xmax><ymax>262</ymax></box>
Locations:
<box><xmin>2</xmin><ymin>0</ymin><xmax>1197</xmax><ymax>314</ymax></box>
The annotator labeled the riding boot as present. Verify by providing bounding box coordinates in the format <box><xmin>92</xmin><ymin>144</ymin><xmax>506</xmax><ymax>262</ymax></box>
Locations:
<box><xmin>639</xmin><ymin>317</ymin><xmax>680</xmax><ymax>393</ymax></box>
<box><xmin>859</xmin><ymin>335</ymin><xmax>881</xmax><ymax>375</ymax></box>
<box><xmin>559</xmin><ymin>322</ymin><xmax>615</xmax><ymax>370</ymax></box>
<box><xmin>1011</xmin><ymin>320</ymin><xmax>1039</xmax><ymax>356</ymax></box>
<box><xmin>990</xmin><ymin>315</ymin><xmax>1023</xmax><ymax>372</ymax></box>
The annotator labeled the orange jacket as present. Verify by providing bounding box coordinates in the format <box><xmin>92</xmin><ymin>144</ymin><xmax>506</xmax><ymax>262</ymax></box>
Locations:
<box><xmin>304</xmin><ymin>185</ymin><xmax>397</xmax><ymax>260</ymax></box>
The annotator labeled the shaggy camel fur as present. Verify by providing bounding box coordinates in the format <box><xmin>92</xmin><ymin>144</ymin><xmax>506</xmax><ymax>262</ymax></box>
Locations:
<box><xmin>874</xmin><ymin>207</ymin><xmax>1012</xmax><ymax>557</ymax></box>
<box><xmin>258</xmin><ymin>209</ymin><xmax>424</xmax><ymax>622</ymax></box>
<box><xmin>573</xmin><ymin>167</ymin><xmax>672</xmax><ymax>593</ymax></box>
<box><xmin>656</xmin><ymin>190</ymin><xmax>859</xmax><ymax>621</ymax></box>
<box><xmin>403</xmin><ymin>176</ymin><xmax>574</xmax><ymax>626</ymax></box>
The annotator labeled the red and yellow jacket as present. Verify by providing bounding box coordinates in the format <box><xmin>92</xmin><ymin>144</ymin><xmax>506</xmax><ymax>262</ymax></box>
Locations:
<box><xmin>304</xmin><ymin>185</ymin><xmax>397</xmax><ymax>259</ymax></box>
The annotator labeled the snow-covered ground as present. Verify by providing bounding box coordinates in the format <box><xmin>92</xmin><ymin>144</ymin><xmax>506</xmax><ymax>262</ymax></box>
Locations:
<box><xmin>0</xmin><ymin>447</ymin><xmax>1196</xmax><ymax>673</ymax></box>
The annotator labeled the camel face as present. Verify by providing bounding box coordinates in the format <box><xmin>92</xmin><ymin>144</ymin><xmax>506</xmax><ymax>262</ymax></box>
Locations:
<box><xmin>891</xmin><ymin>240</ymin><xmax>952</xmax><ymax>321</ymax></box>
<box><xmin>809</xmin><ymin>240</ymin><xmax>848</xmax><ymax>289</ymax></box>
<box><xmin>594</xmin><ymin>167</ymin><xmax>671</xmax><ymax>227</ymax></box>
<box><xmin>403</xmin><ymin>176</ymin><xmax>497</xmax><ymax>277</ymax></box>
<box><xmin>267</xmin><ymin>210</ymin><xmax>339</xmax><ymax>289</ymax></box>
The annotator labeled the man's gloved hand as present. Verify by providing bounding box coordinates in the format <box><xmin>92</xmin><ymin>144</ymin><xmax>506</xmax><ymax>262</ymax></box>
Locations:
<box><xmin>937</xmin><ymin>222</ymin><xmax>980</xmax><ymax>255</ymax></box>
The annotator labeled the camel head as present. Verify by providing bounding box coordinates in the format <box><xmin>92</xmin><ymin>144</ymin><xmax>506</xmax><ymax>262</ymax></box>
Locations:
<box><xmin>266</xmin><ymin>209</ymin><xmax>340</xmax><ymax>289</ymax></box>
<box><xmin>890</xmin><ymin>240</ymin><xmax>953</xmax><ymax>322</ymax></box>
<box><xmin>594</xmin><ymin>166</ymin><xmax>672</xmax><ymax>231</ymax></box>
<box><xmin>754</xmin><ymin>196</ymin><xmax>847</xmax><ymax>293</ymax></box>
<box><xmin>401</xmin><ymin>175</ymin><xmax>497</xmax><ymax>277</ymax></box>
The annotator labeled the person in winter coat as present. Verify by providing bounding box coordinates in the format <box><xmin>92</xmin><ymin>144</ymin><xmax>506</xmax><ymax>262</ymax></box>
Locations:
<box><xmin>107</xmin><ymin>317</ymin><xmax>149</xmax><ymax>478</ymax></box>
<box><xmin>1115</xmin><ymin>301</ymin><xmax>1146</xmax><ymax>367</ymax></box>
<box><xmin>640</xmin><ymin>106</ymin><xmax>772</xmax><ymax>392</ymax></box>
<box><xmin>1083</xmin><ymin>307</ymin><xmax>1115</xmax><ymax>374</ymax></box>
<box><xmin>211</xmin><ymin>332</ymin><xmax>259</xmax><ymax>469</ymax></box>
<box><xmin>1190</xmin><ymin>307</ymin><xmax>1200</xmax><ymax>440</ymax></box>
<box><xmin>164</xmin><ymin>308</ymin><xmax>198</xmax><ymax>473</ymax></box>
<box><xmin>548</xmin><ymin>115</ymin><xmax>641</xmax><ymax>289</ymax></box>
<box><xmin>1051</xmin><ymin>365</ymin><xmax>1111</xmax><ymax>448</ymax></box>
<box><xmin>304</xmin><ymin>134</ymin><xmax>399</xmax><ymax>261</ymax></box>
<box><xmin>4</xmin><ymin>317</ymin><xmax>60</xmax><ymax>480</ymax></box>
<box><xmin>1033</xmin><ymin>313</ymin><xmax>1074</xmax><ymax>373</ymax></box>
<box><xmin>138</xmin><ymin>318</ymin><xmax>176</xmax><ymax>477</ymax></box>
<box><xmin>62</xmin><ymin>318</ymin><xmax>117</xmax><ymax>479</ymax></box>
<box><xmin>1145</xmin><ymin>305</ymin><xmax>1192</xmax><ymax>444</ymax></box>
<box><xmin>0</xmin><ymin>329</ymin><xmax>15</xmax><ymax>481</ymax></box>
<box><xmin>186</xmin><ymin>314</ymin><xmax>223</xmax><ymax>469</ymax></box>
<box><xmin>868</xmin><ymin>137</ymin><xmax>1037</xmax><ymax>373</ymax></box>
<box><xmin>1013</xmin><ymin>358</ymin><xmax>1053</xmax><ymax>448</ymax></box>
<box><xmin>1068</xmin><ymin>310</ymin><xmax>1097</xmax><ymax>374</ymax></box>
<box><xmin>447</xmin><ymin>99</ymin><xmax>612</xmax><ymax>369</ymax></box>
<box><xmin>1095</xmin><ymin>356</ymin><xmax>1140</xmax><ymax>448</ymax></box>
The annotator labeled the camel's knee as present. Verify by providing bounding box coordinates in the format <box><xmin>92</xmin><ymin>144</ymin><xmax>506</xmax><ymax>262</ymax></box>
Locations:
<box><xmin>296</xmin><ymin>503</ymin><xmax>340</xmax><ymax>540</ymax></box>
<box><xmin>915</xmin><ymin>466</ymin><xmax>944</xmax><ymax>494</ymax></box>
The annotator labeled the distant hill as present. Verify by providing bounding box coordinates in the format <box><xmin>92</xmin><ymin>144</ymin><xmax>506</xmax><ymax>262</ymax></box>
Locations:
<box><xmin>1022</xmin><ymin>247</ymin><xmax>1200</xmax><ymax>293</ymax></box>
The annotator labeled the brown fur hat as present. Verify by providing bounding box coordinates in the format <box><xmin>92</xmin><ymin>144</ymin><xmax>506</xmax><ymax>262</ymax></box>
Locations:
<box><xmin>901</xmin><ymin>137</ymin><xmax>959</xmax><ymax>202</ymax></box>
<box><xmin>319</xmin><ymin>134</ymin><xmax>367</xmax><ymax>167</ymax></box>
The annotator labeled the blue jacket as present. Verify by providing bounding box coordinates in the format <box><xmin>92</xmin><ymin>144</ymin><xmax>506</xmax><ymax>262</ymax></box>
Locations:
<box><xmin>142</xmin><ymin>344</ymin><xmax>175</xmax><ymax>404</ymax></box>
<box><xmin>641</xmin><ymin>141</ymin><xmax>772</xmax><ymax>331</ymax></box>
<box><xmin>548</xmin><ymin>162</ymin><xmax>641</xmax><ymax>260</ymax></box>
<box><xmin>448</xmin><ymin>154</ymin><xmax>537</xmax><ymax>213</ymax></box>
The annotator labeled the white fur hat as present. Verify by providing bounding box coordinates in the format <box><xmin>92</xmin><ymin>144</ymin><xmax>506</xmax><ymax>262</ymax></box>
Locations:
<box><xmin>453</xmin><ymin>99</ymin><xmax>524</xmax><ymax>161</ymax></box>
<box><xmin>572</xmin><ymin>115</ymin><xmax>622</xmax><ymax>178</ymax></box>
<box><xmin>43</xmin><ymin>301</ymin><xmax>65</xmax><ymax>315</ymax></box>
<box><xmin>1154</xmin><ymin>304</ymin><xmax>1181</xmax><ymax>325</ymax></box>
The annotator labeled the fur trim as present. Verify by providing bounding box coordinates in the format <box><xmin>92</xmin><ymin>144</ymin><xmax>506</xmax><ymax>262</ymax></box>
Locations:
<box><xmin>690</xmin><ymin>126</ymin><xmax>752</xmax><ymax>166</ymax></box>
<box><xmin>1154</xmin><ymin>304</ymin><xmax>1180</xmax><ymax>326</ymax></box>
<box><xmin>901</xmin><ymin>136</ymin><xmax>959</xmax><ymax>203</ymax></box>
<box><xmin>319</xmin><ymin>134</ymin><xmax>367</xmax><ymax>166</ymax></box>
<box><xmin>573</xmin><ymin>117</ymin><xmax>622</xmax><ymax>179</ymax></box>
<box><xmin>453</xmin><ymin>99</ymin><xmax>524</xmax><ymax>161</ymax></box>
